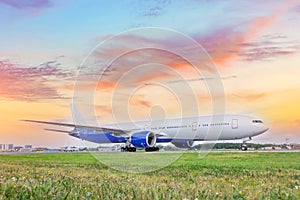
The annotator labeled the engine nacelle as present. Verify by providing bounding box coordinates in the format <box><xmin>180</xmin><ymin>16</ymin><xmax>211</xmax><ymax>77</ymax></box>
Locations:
<box><xmin>130</xmin><ymin>131</ymin><xmax>156</xmax><ymax>148</ymax></box>
<box><xmin>172</xmin><ymin>139</ymin><xmax>194</xmax><ymax>148</ymax></box>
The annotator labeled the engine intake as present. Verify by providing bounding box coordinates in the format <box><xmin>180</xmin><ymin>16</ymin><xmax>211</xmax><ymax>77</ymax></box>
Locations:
<box><xmin>130</xmin><ymin>131</ymin><xmax>156</xmax><ymax>148</ymax></box>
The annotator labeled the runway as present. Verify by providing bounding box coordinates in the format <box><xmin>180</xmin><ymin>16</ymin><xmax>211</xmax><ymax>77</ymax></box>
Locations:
<box><xmin>1</xmin><ymin>149</ymin><xmax>300</xmax><ymax>155</ymax></box>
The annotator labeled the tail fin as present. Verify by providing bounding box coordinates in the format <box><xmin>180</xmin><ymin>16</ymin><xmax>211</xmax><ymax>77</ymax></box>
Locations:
<box><xmin>70</xmin><ymin>103</ymin><xmax>87</xmax><ymax>125</ymax></box>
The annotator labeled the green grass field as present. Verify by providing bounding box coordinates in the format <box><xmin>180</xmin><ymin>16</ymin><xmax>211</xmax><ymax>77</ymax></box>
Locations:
<box><xmin>0</xmin><ymin>152</ymin><xmax>299</xmax><ymax>199</ymax></box>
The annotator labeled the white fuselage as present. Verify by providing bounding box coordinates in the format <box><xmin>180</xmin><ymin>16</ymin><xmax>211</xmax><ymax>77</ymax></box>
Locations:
<box><xmin>103</xmin><ymin>114</ymin><xmax>268</xmax><ymax>141</ymax></box>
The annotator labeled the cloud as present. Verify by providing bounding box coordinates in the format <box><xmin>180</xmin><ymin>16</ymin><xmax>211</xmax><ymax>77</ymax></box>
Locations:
<box><xmin>240</xmin><ymin>45</ymin><xmax>297</xmax><ymax>61</ymax></box>
<box><xmin>193</xmin><ymin>1</ymin><xmax>299</xmax><ymax>65</ymax></box>
<box><xmin>194</xmin><ymin>23</ymin><xmax>288</xmax><ymax>65</ymax></box>
<box><xmin>132</xmin><ymin>0</ymin><xmax>171</xmax><ymax>17</ymax></box>
<box><xmin>95</xmin><ymin>105</ymin><xmax>113</xmax><ymax>114</ymax></box>
<box><xmin>231</xmin><ymin>92</ymin><xmax>267</xmax><ymax>101</ymax></box>
<box><xmin>0</xmin><ymin>0</ymin><xmax>52</xmax><ymax>9</ymax></box>
<box><xmin>85</xmin><ymin>33</ymin><xmax>219</xmax><ymax>92</ymax></box>
<box><xmin>130</xmin><ymin>98</ymin><xmax>152</xmax><ymax>108</ymax></box>
<box><xmin>237</xmin><ymin>33</ymin><xmax>300</xmax><ymax>61</ymax></box>
<box><xmin>82</xmin><ymin>0</ymin><xmax>298</xmax><ymax>93</ymax></box>
<box><xmin>195</xmin><ymin>27</ymin><xmax>244</xmax><ymax>65</ymax></box>
<box><xmin>142</xmin><ymin>6</ymin><xmax>164</xmax><ymax>17</ymax></box>
<box><xmin>86</xmin><ymin>26</ymin><xmax>261</xmax><ymax>92</ymax></box>
<box><xmin>0</xmin><ymin>59</ymin><xmax>72</xmax><ymax>101</ymax></box>
<box><xmin>294</xmin><ymin>4</ymin><xmax>300</xmax><ymax>12</ymax></box>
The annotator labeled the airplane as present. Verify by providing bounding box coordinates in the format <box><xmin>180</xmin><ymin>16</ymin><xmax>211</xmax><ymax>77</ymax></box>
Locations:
<box><xmin>23</xmin><ymin>105</ymin><xmax>268</xmax><ymax>152</ymax></box>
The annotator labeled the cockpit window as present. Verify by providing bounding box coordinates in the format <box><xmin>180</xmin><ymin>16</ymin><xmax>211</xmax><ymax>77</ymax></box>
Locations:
<box><xmin>252</xmin><ymin>120</ymin><xmax>263</xmax><ymax>123</ymax></box>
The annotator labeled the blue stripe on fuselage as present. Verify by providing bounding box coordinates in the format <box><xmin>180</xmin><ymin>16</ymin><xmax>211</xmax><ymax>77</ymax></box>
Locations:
<box><xmin>73</xmin><ymin>129</ymin><xmax>127</xmax><ymax>144</ymax></box>
<box><xmin>70</xmin><ymin>129</ymin><xmax>173</xmax><ymax>144</ymax></box>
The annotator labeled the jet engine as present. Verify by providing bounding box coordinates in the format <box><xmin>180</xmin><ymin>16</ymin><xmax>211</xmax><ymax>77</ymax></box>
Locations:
<box><xmin>172</xmin><ymin>139</ymin><xmax>194</xmax><ymax>148</ymax></box>
<box><xmin>130</xmin><ymin>131</ymin><xmax>156</xmax><ymax>148</ymax></box>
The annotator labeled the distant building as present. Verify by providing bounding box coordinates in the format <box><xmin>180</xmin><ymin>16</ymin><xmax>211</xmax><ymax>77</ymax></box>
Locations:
<box><xmin>7</xmin><ymin>144</ymin><xmax>14</xmax><ymax>150</ymax></box>
<box><xmin>0</xmin><ymin>144</ymin><xmax>14</xmax><ymax>151</ymax></box>
<box><xmin>24</xmin><ymin>145</ymin><xmax>32</xmax><ymax>149</ymax></box>
<box><xmin>292</xmin><ymin>145</ymin><xmax>300</xmax><ymax>150</ymax></box>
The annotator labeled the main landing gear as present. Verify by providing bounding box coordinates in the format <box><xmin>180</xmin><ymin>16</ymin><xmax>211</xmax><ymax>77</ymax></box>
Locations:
<box><xmin>121</xmin><ymin>146</ymin><xmax>136</xmax><ymax>152</ymax></box>
<box><xmin>120</xmin><ymin>146</ymin><xmax>159</xmax><ymax>152</ymax></box>
<box><xmin>145</xmin><ymin>147</ymin><xmax>159</xmax><ymax>152</ymax></box>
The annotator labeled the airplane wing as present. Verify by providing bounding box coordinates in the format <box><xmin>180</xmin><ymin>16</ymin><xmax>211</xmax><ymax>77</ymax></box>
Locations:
<box><xmin>22</xmin><ymin>119</ymin><xmax>130</xmax><ymax>137</ymax></box>
<box><xmin>22</xmin><ymin>119</ymin><xmax>169</xmax><ymax>138</ymax></box>
<box><xmin>44</xmin><ymin>128</ymin><xmax>72</xmax><ymax>133</ymax></box>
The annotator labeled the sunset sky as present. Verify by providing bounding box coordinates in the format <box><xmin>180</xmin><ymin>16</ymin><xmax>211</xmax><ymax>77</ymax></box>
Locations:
<box><xmin>0</xmin><ymin>0</ymin><xmax>299</xmax><ymax>147</ymax></box>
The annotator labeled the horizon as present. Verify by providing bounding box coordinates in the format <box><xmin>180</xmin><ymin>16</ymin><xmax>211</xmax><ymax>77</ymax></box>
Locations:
<box><xmin>0</xmin><ymin>0</ymin><xmax>300</xmax><ymax>147</ymax></box>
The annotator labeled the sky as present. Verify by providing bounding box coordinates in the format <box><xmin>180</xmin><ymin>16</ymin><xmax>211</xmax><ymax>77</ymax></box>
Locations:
<box><xmin>0</xmin><ymin>0</ymin><xmax>300</xmax><ymax>147</ymax></box>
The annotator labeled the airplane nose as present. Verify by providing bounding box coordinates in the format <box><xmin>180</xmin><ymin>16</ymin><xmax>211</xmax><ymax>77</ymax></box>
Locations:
<box><xmin>260</xmin><ymin>125</ymin><xmax>269</xmax><ymax>134</ymax></box>
<box><xmin>251</xmin><ymin>119</ymin><xmax>268</xmax><ymax>136</ymax></box>
<box><xmin>263</xmin><ymin>127</ymin><xmax>269</xmax><ymax>132</ymax></box>
<box><xmin>252</xmin><ymin>124</ymin><xmax>268</xmax><ymax>136</ymax></box>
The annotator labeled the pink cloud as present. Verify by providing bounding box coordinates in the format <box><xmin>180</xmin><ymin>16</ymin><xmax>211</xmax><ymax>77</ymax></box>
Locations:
<box><xmin>194</xmin><ymin>22</ymin><xmax>276</xmax><ymax>65</ymax></box>
<box><xmin>295</xmin><ymin>5</ymin><xmax>300</xmax><ymax>12</ymax></box>
<box><xmin>86</xmin><ymin>34</ymin><xmax>216</xmax><ymax>92</ymax></box>
<box><xmin>0</xmin><ymin>0</ymin><xmax>52</xmax><ymax>9</ymax></box>
<box><xmin>240</xmin><ymin>45</ymin><xmax>296</xmax><ymax>61</ymax></box>
<box><xmin>193</xmin><ymin>1</ymin><xmax>299</xmax><ymax>65</ymax></box>
<box><xmin>0</xmin><ymin>59</ymin><xmax>71</xmax><ymax>101</ymax></box>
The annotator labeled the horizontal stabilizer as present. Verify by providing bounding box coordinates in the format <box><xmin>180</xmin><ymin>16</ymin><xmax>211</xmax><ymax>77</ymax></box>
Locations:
<box><xmin>22</xmin><ymin>119</ymin><xmax>75</xmax><ymax>127</ymax></box>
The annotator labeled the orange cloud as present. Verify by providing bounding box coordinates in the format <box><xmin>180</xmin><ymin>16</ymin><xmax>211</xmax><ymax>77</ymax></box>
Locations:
<box><xmin>230</xmin><ymin>92</ymin><xmax>267</xmax><ymax>102</ymax></box>
<box><xmin>95</xmin><ymin>105</ymin><xmax>113</xmax><ymax>114</ymax></box>
<box><xmin>130</xmin><ymin>98</ymin><xmax>152</xmax><ymax>108</ymax></box>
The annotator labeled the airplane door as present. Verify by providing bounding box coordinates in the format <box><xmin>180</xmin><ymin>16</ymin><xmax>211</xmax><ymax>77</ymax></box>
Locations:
<box><xmin>192</xmin><ymin>122</ymin><xmax>198</xmax><ymax>131</ymax></box>
<box><xmin>231</xmin><ymin>119</ymin><xmax>238</xmax><ymax>129</ymax></box>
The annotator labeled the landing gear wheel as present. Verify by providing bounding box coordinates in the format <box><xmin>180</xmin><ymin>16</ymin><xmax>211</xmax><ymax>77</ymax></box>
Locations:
<box><xmin>121</xmin><ymin>146</ymin><xmax>136</xmax><ymax>152</ymax></box>
<box><xmin>145</xmin><ymin>147</ymin><xmax>159</xmax><ymax>152</ymax></box>
<box><xmin>241</xmin><ymin>144</ymin><xmax>248</xmax><ymax>151</ymax></box>
<box><xmin>241</xmin><ymin>137</ymin><xmax>251</xmax><ymax>151</ymax></box>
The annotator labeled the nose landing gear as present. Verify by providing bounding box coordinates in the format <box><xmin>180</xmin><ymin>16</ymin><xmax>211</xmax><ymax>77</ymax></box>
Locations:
<box><xmin>241</xmin><ymin>137</ymin><xmax>252</xmax><ymax>151</ymax></box>
<box><xmin>241</xmin><ymin>143</ymin><xmax>248</xmax><ymax>151</ymax></box>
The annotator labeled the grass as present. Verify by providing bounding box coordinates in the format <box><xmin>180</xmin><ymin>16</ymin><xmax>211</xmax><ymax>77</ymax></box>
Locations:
<box><xmin>0</xmin><ymin>152</ymin><xmax>299</xmax><ymax>199</ymax></box>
